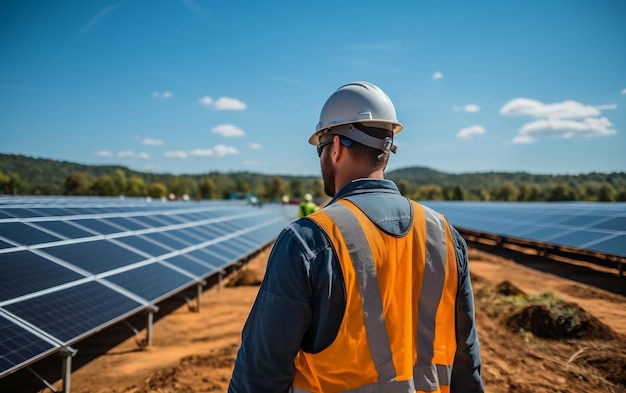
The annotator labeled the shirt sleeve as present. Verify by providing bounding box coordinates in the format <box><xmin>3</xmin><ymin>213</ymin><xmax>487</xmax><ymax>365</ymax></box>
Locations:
<box><xmin>228</xmin><ymin>224</ymin><xmax>316</xmax><ymax>393</ymax></box>
<box><xmin>450</xmin><ymin>227</ymin><xmax>485</xmax><ymax>393</ymax></box>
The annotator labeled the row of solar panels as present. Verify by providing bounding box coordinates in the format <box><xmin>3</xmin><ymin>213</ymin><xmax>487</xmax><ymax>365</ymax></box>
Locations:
<box><xmin>422</xmin><ymin>201</ymin><xmax>626</xmax><ymax>258</ymax></box>
<box><xmin>0</xmin><ymin>196</ymin><xmax>296</xmax><ymax>378</ymax></box>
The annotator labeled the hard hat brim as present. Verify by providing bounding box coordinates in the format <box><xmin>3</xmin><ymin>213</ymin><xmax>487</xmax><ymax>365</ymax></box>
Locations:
<box><xmin>308</xmin><ymin>120</ymin><xmax>403</xmax><ymax>146</ymax></box>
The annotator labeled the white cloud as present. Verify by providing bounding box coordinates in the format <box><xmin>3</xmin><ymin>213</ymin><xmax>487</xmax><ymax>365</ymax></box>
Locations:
<box><xmin>501</xmin><ymin>97</ymin><xmax>618</xmax><ymax>144</ymax></box>
<box><xmin>500</xmin><ymin>98</ymin><xmax>600</xmax><ymax>119</ymax></box>
<box><xmin>142</xmin><ymin>138</ymin><xmax>164</xmax><ymax>146</ymax></box>
<box><xmin>622</xmin><ymin>88</ymin><xmax>626</xmax><ymax>95</ymax></box>
<box><xmin>165</xmin><ymin>151</ymin><xmax>188</xmax><ymax>158</ymax></box>
<box><xmin>249</xmin><ymin>142</ymin><xmax>262</xmax><ymax>149</ymax></box>
<box><xmin>595</xmin><ymin>104</ymin><xmax>617</xmax><ymax>110</ymax></box>
<box><xmin>213</xmin><ymin>144</ymin><xmax>239</xmax><ymax>156</ymax></box>
<box><xmin>457</xmin><ymin>125</ymin><xmax>486</xmax><ymax>139</ymax></box>
<box><xmin>464</xmin><ymin>104</ymin><xmax>480</xmax><ymax>113</ymax></box>
<box><xmin>190</xmin><ymin>145</ymin><xmax>239</xmax><ymax>157</ymax></box>
<box><xmin>212</xmin><ymin>124</ymin><xmax>245</xmax><ymax>137</ymax></box>
<box><xmin>167</xmin><ymin>145</ymin><xmax>240</xmax><ymax>158</ymax></box>
<box><xmin>512</xmin><ymin>117</ymin><xmax>616</xmax><ymax>144</ymax></box>
<box><xmin>190</xmin><ymin>149</ymin><xmax>215</xmax><ymax>157</ymax></box>
<box><xmin>199</xmin><ymin>95</ymin><xmax>247</xmax><ymax>110</ymax></box>
<box><xmin>432</xmin><ymin>71</ymin><xmax>443</xmax><ymax>80</ymax></box>
<box><xmin>214</xmin><ymin>97</ymin><xmax>247</xmax><ymax>110</ymax></box>
<box><xmin>117</xmin><ymin>151</ymin><xmax>150</xmax><ymax>159</ymax></box>
<box><xmin>95</xmin><ymin>150</ymin><xmax>112</xmax><ymax>157</ymax></box>
<box><xmin>199</xmin><ymin>96</ymin><xmax>213</xmax><ymax>106</ymax></box>
<box><xmin>152</xmin><ymin>91</ymin><xmax>173</xmax><ymax>99</ymax></box>
<box><xmin>452</xmin><ymin>106</ymin><xmax>460</xmax><ymax>112</ymax></box>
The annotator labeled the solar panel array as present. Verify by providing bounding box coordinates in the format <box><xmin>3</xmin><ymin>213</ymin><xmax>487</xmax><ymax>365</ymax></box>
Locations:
<box><xmin>422</xmin><ymin>201</ymin><xmax>626</xmax><ymax>258</ymax></box>
<box><xmin>0</xmin><ymin>196</ymin><xmax>295</xmax><ymax>378</ymax></box>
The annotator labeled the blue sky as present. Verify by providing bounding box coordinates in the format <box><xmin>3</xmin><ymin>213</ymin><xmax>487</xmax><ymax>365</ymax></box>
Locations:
<box><xmin>1</xmin><ymin>1</ymin><xmax>625</xmax><ymax>177</ymax></box>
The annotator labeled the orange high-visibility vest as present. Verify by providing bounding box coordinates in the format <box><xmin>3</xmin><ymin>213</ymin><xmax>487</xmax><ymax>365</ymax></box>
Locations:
<box><xmin>292</xmin><ymin>199</ymin><xmax>459</xmax><ymax>393</ymax></box>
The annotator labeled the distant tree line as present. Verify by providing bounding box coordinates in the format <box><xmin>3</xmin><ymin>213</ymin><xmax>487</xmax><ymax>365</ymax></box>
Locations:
<box><xmin>1</xmin><ymin>153</ymin><xmax>625</xmax><ymax>202</ymax></box>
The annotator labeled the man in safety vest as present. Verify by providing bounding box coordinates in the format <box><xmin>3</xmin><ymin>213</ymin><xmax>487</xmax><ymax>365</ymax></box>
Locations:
<box><xmin>229</xmin><ymin>81</ymin><xmax>484</xmax><ymax>392</ymax></box>
<box><xmin>298</xmin><ymin>193</ymin><xmax>319</xmax><ymax>217</ymax></box>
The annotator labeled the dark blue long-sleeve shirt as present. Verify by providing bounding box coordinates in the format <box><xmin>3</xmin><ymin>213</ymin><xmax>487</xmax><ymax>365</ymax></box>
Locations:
<box><xmin>229</xmin><ymin>178</ymin><xmax>484</xmax><ymax>393</ymax></box>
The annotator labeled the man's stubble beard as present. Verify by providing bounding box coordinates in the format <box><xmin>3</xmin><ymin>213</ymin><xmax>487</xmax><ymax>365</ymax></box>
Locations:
<box><xmin>321</xmin><ymin>151</ymin><xmax>335</xmax><ymax>197</ymax></box>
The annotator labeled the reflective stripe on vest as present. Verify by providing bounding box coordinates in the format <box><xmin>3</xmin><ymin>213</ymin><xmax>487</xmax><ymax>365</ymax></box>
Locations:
<box><xmin>415</xmin><ymin>206</ymin><xmax>453</xmax><ymax>391</ymax></box>
<box><xmin>293</xmin><ymin>200</ymin><xmax>456</xmax><ymax>393</ymax></box>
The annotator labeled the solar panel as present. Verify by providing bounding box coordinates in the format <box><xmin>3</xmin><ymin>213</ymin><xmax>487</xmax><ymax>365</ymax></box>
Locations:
<box><xmin>0</xmin><ymin>196</ymin><xmax>297</xmax><ymax>379</ymax></box>
<box><xmin>0</xmin><ymin>312</ymin><xmax>59</xmax><ymax>377</ymax></box>
<box><xmin>421</xmin><ymin>201</ymin><xmax>626</xmax><ymax>258</ymax></box>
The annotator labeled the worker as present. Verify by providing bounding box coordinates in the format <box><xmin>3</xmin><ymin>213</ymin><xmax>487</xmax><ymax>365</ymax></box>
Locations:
<box><xmin>298</xmin><ymin>193</ymin><xmax>319</xmax><ymax>217</ymax></box>
<box><xmin>229</xmin><ymin>81</ymin><xmax>484</xmax><ymax>392</ymax></box>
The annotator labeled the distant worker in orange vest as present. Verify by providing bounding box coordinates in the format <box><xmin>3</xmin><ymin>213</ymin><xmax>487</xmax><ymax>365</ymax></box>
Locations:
<box><xmin>298</xmin><ymin>193</ymin><xmax>319</xmax><ymax>217</ymax></box>
<box><xmin>229</xmin><ymin>81</ymin><xmax>484</xmax><ymax>392</ymax></box>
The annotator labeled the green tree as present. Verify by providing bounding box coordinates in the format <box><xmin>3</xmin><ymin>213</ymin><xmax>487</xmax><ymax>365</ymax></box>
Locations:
<box><xmin>546</xmin><ymin>183</ymin><xmax>575</xmax><ymax>201</ymax></box>
<box><xmin>90</xmin><ymin>175</ymin><xmax>118</xmax><ymax>196</ymax></box>
<box><xmin>451</xmin><ymin>185</ymin><xmax>465</xmax><ymax>201</ymax></box>
<box><xmin>493</xmin><ymin>182</ymin><xmax>518</xmax><ymax>201</ymax></box>
<box><xmin>64</xmin><ymin>172</ymin><xmax>91</xmax><ymax>195</ymax></box>
<box><xmin>0</xmin><ymin>171</ymin><xmax>11</xmax><ymax>194</ymax></box>
<box><xmin>311</xmin><ymin>179</ymin><xmax>324</xmax><ymax>198</ymax></box>
<box><xmin>397</xmin><ymin>179</ymin><xmax>410</xmax><ymax>196</ymax></box>
<box><xmin>199</xmin><ymin>178</ymin><xmax>217</xmax><ymax>199</ymax></box>
<box><xmin>289</xmin><ymin>179</ymin><xmax>304</xmax><ymax>199</ymax></box>
<box><xmin>417</xmin><ymin>185</ymin><xmax>443</xmax><ymax>200</ymax></box>
<box><xmin>265</xmin><ymin>177</ymin><xmax>285</xmax><ymax>201</ymax></box>
<box><xmin>126</xmin><ymin>176</ymin><xmax>146</xmax><ymax>197</ymax></box>
<box><xmin>113</xmin><ymin>169</ymin><xmax>128</xmax><ymax>195</ymax></box>
<box><xmin>597</xmin><ymin>183</ymin><xmax>616</xmax><ymax>202</ymax></box>
<box><xmin>148</xmin><ymin>182</ymin><xmax>168</xmax><ymax>198</ymax></box>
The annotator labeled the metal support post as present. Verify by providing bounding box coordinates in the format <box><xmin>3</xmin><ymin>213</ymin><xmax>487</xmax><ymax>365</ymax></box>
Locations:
<box><xmin>59</xmin><ymin>346</ymin><xmax>77</xmax><ymax>393</ymax></box>
<box><xmin>144</xmin><ymin>305</ymin><xmax>159</xmax><ymax>348</ymax></box>
<box><xmin>196</xmin><ymin>283</ymin><xmax>203</xmax><ymax>311</ymax></box>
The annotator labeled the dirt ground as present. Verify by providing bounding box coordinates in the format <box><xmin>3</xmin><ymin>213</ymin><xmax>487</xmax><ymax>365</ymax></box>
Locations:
<box><xmin>33</xmin><ymin>245</ymin><xmax>626</xmax><ymax>393</ymax></box>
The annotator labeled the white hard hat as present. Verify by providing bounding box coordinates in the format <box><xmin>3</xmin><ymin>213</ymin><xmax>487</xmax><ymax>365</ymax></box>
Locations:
<box><xmin>304</xmin><ymin>193</ymin><xmax>313</xmax><ymax>202</ymax></box>
<box><xmin>309</xmin><ymin>81</ymin><xmax>403</xmax><ymax>152</ymax></box>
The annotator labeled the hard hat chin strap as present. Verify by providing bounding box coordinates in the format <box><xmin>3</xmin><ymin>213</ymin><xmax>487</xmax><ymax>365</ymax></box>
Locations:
<box><xmin>324</xmin><ymin>124</ymin><xmax>397</xmax><ymax>154</ymax></box>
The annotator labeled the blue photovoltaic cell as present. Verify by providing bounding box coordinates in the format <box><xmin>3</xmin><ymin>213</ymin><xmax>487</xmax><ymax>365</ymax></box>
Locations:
<box><xmin>0</xmin><ymin>238</ymin><xmax>15</xmax><ymax>249</ymax></box>
<box><xmin>132</xmin><ymin>216</ymin><xmax>170</xmax><ymax>228</ymax></box>
<box><xmin>142</xmin><ymin>232</ymin><xmax>189</xmax><ymax>249</ymax></box>
<box><xmin>29</xmin><ymin>208</ymin><xmax>73</xmax><ymax>216</ymax></box>
<box><xmin>204</xmin><ymin>242</ymin><xmax>240</xmax><ymax>261</ymax></box>
<box><xmin>115</xmin><ymin>236</ymin><xmax>172</xmax><ymax>257</ymax></box>
<box><xmin>0</xmin><ymin>313</ymin><xmax>58</xmax><ymax>377</ymax></box>
<box><xmin>0</xmin><ymin>211</ymin><xmax>13</xmax><ymax>219</ymax></box>
<box><xmin>71</xmin><ymin>218</ymin><xmax>125</xmax><ymax>235</ymax></box>
<box><xmin>185</xmin><ymin>226</ymin><xmax>221</xmax><ymax>241</ymax></box>
<box><xmin>516</xmin><ymin>226</ymin><xmax>572</xmax><ymax>241</ymax></box>
<box><xmin>587</xmin><ymin>235</ymin><xmax>626</xmax><ymax>255</ymax></box>
<box><xmin>558</xmin><ymin>215</ymin><xmax>606</xmax><ymax>227</ymax></box>
<box><xmin>43</xmin><ymin>240</ymin><xmax>146</xmax><ymax>274</ymax></box>
<box><xmin>0</xmin><ymin>222</ymin><xmax>62</xmax><ymax>246</ymax></box>
<box><xmin>0</xmin><ymin>208</ymin><xmax>42</xmax><ymax>218</ymax></box>
<box><xmin>100</xmin><ymin>217</ymin><xmax>149</xmax><ymax>231</ymax></box>
<box><xmin>186</xmin><ymin>249</ymin><xmax>229</xmax><ymax>268</ymax></box>
<box><xmin>591</xmin><ymin>217</ymin><xmax>626</xmax><ymax>231</ymax></box>
<box><xmin>549</xmin><ymin>230</ymin><xmax>610</xmax><ymax>248</ymax></box>
<box><xmin>173</xmin><ymin>228</ymin><xmax>205</xmax><ymax>243</ymax></box>
<box><xmin>32</xmin><ymin>220</ymin><xmax>94</xmax><ymax>239</ymax></box>
<box><xmin>163</xmin><ymin>255</ymin><xmax>216</xmax><ymax>277</ymax></box>
<box><xmin>106</xmin><ymin>263</ymin><xmax>194</xmax><ymax>302</ymax></box>
<box><xmin>3</xmin><ymin>281</ymin><xmax>143</xmax><ymax>344</ymax></box>
<box><xmin>0</xmin><ymin>250</ymin><xmax>84</xmax><ymax>301</ymax></box>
